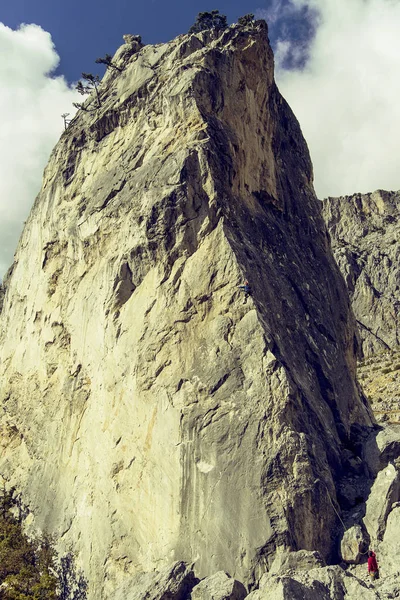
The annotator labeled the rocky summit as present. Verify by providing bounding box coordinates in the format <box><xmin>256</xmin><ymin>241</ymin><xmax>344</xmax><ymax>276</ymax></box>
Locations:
<box><xmin>0</xmin><ymin>18</ymin><xmax>386</xmax><ymax>600</ymax></box>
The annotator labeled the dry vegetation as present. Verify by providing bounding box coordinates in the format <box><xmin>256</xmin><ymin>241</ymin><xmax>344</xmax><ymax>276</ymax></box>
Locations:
<box><xmin>358</xmin><ymin>348</ymin><xmax>400</xmax><ymax>423</ymax></box>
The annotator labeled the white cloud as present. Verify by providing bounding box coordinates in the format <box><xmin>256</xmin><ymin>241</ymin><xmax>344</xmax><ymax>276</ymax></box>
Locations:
<box><xmin>273</xmin><ymin>0</ymin><xmax>400</xmax><ymax>198</ymax></box>
<box><xmin>255</xmin><ymin>1</ymin><xmax>299</xmax><ymax>25</ymax></box>
<box><xmin>255</xmin><ymin>3</ymin><xmax>283</xmax><ymax>24</ymax></box>
<box><xmin>0</xmin><ymin>23</ymin><xmax>78</xmax><ymax>277</ymax></box>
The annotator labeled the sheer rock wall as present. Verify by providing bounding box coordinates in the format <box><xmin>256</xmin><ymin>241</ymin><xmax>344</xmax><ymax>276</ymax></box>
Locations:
<box><xmin>322</xmin><ymin>190</ymin><xmax>400</xmax><ymax>357</ymax></box>
<box><xmin>0</xmin><ymin>22</ymin><xmax>373</xmax><ymax>599</ymax></box>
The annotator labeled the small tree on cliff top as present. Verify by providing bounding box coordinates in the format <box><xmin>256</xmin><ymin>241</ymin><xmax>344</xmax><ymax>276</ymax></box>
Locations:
<box><xmin>95</xmin><ymin>53</ymin><xmax>122</xmax><ymax>72</ymax></box>
<box><xmin>189</xmin><ymin>10</ymin><xmax>228</xmax><ymax>34</ymax></box>
<box><xmin>238</xmin><ymin>14</ymin><xmax>255</xmax><ymax>26</ymax></box>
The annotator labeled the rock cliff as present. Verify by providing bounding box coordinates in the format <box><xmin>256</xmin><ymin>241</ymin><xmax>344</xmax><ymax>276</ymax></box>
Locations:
<box><xmin>322</xmin><ymin>190</ymin><xmax>400</xmax><ymax>357</ymax></box>
<box><xmin>358</xmin><ymin>349</ymin><xmax>400</xmax><ymax>424</ymax></box>
<box><xmin>0</xmin><ymin>21</ymin><xmax>374</xmax><ymax>599</ymax></box>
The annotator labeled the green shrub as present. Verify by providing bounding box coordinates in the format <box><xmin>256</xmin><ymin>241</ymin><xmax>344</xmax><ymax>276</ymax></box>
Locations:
<box><xmin>0</xmin><ymin>485</ymin><xmax>87</xmax><ymax>599</ymax></box>
<box><xmin>238</xmin><ymin>14</ymin><xmax>255</xmax><ymax>26</ymax></box>
<box><xmin>189</xmin><ymin>10</ymin><xmax>228</xmax><ymax>34</ymax></box>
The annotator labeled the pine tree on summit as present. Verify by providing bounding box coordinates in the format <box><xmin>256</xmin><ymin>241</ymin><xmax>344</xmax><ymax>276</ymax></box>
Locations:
<box><xmin>238</xmin><ymin>14</ymin><xmax>255</xmax><ymax>26</ymax></box>
<box><xmin>188</xmin><ymin>10</ymin><xmax>228</xmax><ymax>34</ymax></box>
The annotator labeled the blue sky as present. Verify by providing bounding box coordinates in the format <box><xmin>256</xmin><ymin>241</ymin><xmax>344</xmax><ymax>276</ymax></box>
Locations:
<box><xmin>1</xmin><ymin>0</ymin><xmax>311</xmax><ymax>82</ymax></box>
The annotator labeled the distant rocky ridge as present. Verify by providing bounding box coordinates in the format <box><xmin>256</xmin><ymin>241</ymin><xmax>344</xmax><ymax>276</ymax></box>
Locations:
<box><xmin>322</xmin><ymin>190</ymin><xmax>400</xmax><ymax>357</ymax></box>
<box><xmin>0</xmin><ymin>17</ymin><xmax>379</xmax><ymax>600</ymax></box>
<box><xmin>322</xmin><ymin>190</ymin><xmax>400</xmax><ymax>426</ymax></box>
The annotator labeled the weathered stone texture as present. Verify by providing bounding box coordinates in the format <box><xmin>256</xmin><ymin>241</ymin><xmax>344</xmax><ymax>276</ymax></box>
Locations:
<box><xmin>113</xmin><ymin>562</ymin><xmax>196</xmax><ymax>600</ymax></box>
<box><xmin>191</xmin><ymin>571</ymin><xmax>247</xmax><ymax>600</ymax></box>
<box><xmin>268</xmin><ymin>550</ymin><xmax>325</xmax><ymax>574</ymax></box>
<box><xmin>357</xmin><ymin>350</ymin><xmax>400</xmax><ymax>424</ymax></box>
<box><xmin>322</xmin><ymin>190</ymin><xmax>400</xmax><ymax>357</ymax></box>
<box><xmin>247</xmin><ymin>565</ymin><xmax>378</xmax><ymax>600</ymax></box>
<box><xmin>340</xmin><ymin>525</ymin><xmax>368</xmax><ymax>564</ymax></box>
<box><xmin>378</xmin><ymin>504</ymin><xmax>400</xmax><ymax>577</ymax></box>
<box><xmin>363</xmin><ymin>463</ymin><xmax>400</xmax><ymax>544</ymax></box>
<box><xmin>0</xmin><ymin>21</ymin><xmax>373</xmax><ymax>599</ymax></box>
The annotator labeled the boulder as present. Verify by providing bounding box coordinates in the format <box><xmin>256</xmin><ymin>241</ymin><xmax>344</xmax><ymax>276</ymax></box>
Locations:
<box><xmin>364</xmin><ymin>425</ymin><xmax>400</xmax><ymax>475</ymax></box>
<box><xmin>113</xmin><ymin>562</ymin><xmax>196</xmax><ymax>600</ymax></box>
<box><xmin>248</xmin><ymin>565</ymin><xmax>378</xmax><ymax>600</ymax></box>
<box><xmin>363</xmin><ymin>463</ymin><xmax>400</xmax><ymax>543</ymax></box>
<box><xmin>191</xmin><ymin>571</ymin><xmax>246</xmax><ymax>600</ymax></box>
<box><xmin>269</xmin><ymin>550</ymin><xmax>325</xmax><ymax>574</ymax></box>
<box><xmin>377</xmin><ymin>505</ymin><xmax>400</xmax><ymax>577</ymax></box>
<box><xmin>340</xmin><ymin>525</ymin><xmax>369</xmax><ymax>564</ymax></box>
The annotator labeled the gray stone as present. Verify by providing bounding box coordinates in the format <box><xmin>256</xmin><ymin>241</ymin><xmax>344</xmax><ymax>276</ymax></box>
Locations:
<box><xmin>363</xmin><ymin>463</ymin><xmax>400</xmax><ymax>543</ymax></box>
<box><xmin>340</xmin><ymin>525</ymin><xmax>369</xmax><ymax>564</ymax></box>
<box><xmin>113</xmin><ymin>562</ymin><xmax>196</xmax><ymax>600</ymax></box>
<box><xmin>322</xmin><ymin>190</ymin><xmax>400</xmax><ymax>357</ymax></box>
<box><xmin>364</xmin><ymin>425</ymin><xmax>400</xmax><ymax>475</ymax></box>
<box><xmin>377</xmin><ymin>506</ymin><xmax>400</xmax><ymax>577</ymax></box>
<box><xmin>269</xmin><ymin>550</ymin><xmax>325</xmax><ymax>574</ymax></box>
<box><xmin>249</xmin><ymin>565</ymin><xmax>378</xmax><ymax>600</ymax></box>
<box><xmin>191</xmin><ymin>571</ymin><xmax>246</xmax><ymax>600</ymax></box>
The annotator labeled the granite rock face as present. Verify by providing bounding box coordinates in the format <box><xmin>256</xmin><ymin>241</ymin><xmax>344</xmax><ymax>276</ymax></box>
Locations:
<box><xmin>378</xmin><ymin>504</ymin><xmax>400</xmax><ymax>577</ymax></box>
<box><xmin>363</xmin><ymin>462</ymin><xmax>400</xmax><ymax>545</ymax></box>
<box><xmin>0</xmin><ymin>21</ymin><xmax>373</xmax><ymax>599</ymax></box>
<box><xmin>322</xmin><ymin>190</ymin><xmax>400</xmax><ymax>357</ymax></box>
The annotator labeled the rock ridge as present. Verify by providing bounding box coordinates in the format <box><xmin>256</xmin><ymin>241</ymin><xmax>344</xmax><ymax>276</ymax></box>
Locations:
<box><xmin>322</xmin><ymin>189</ymin><xmax>400</xmax><ymax>357</ymax></box>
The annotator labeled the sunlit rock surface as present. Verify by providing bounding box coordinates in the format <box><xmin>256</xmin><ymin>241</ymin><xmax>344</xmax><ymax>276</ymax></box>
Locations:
<box><xmin>0</xmin><ymin>21</ymin><xmax>373</xmax><ymax>599</ymax></box>
<box><xmin>322</xmin><ymin>190</ymin><xmax>400</xmax><ymax>357</ymax></box>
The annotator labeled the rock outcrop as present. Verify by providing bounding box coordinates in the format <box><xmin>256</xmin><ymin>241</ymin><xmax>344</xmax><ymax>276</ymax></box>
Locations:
<box><xmin>340</xmin><ymin>525</ymin><xmax>368</xmax><ymax>564</ymax></box>
<box><xmin>357</xmin><ymin>349</ymin><xmax>400</xmax><ymax>424</ymax></box>
<box><xmin>247</xmin><ymin>565</ymin><xmax>377</xmax><ymax>600</ymax></box>
<box><xmin>191</xmin><ymin>571</ymin><xmax>247</xmax><ymax>600</ymax></box>
<box><xmin>322</xmin><ymin>190</ymin><xmax>400</xmax><ymax>357</ymax></box>
<box><xmin>113</xmin><ymin>561</ymin><xmax>196</xmax><ymax>600</ymax></box>
<box><xmin>0</xmin><ymin>20</ymin><xmax>374</xmax><ymax>599</ymax></box>
<box><xmin>362</xmin><ymin>462</ymin><xmax>400</xmax><ymax>545</ymax></box>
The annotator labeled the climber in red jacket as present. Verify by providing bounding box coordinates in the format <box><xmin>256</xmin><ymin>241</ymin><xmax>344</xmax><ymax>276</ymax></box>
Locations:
<box><xmin>367</xmin><ymin>550</ymin><xmax>379</xmax><ymax>580</ymax></box>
